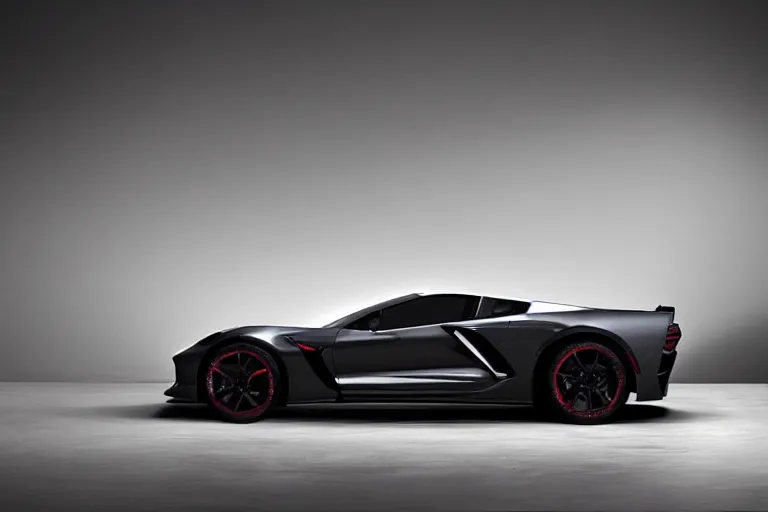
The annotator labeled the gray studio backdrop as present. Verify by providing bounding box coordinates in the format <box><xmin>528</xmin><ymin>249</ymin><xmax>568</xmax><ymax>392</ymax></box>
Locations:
<box><xmin>1</xmin><ymin>1</ymin><xmax>767</xmax><ymax>383</ymax></box>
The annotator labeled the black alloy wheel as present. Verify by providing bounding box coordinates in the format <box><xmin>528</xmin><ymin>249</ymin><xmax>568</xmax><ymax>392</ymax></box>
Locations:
<box><xmin>546</xmin><ymin>341</ymin><xmax>629</xmax><ymax>424</ymax></box>
<box><xmin>205</xmin><ymin>343</ymin><xmax>281</xmax><ymax>423</ymax></box>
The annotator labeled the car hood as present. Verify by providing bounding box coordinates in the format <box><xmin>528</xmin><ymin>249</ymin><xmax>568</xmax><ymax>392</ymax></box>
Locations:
<box><xmin>193</xmin><ymin>324</ymin><xmax>336</xmax><ymax>347</ymax></box>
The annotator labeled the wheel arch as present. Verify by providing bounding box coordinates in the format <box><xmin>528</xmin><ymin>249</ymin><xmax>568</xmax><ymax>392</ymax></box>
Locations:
<box><xmin>196</xmin><ymin>335</ymin><xmax>290</xmax><ymax>405</ymax></box>
<box><xmin>532</xmin><ymin>326</ymin><xmax>639</xmax><ymax>399</ymax></box>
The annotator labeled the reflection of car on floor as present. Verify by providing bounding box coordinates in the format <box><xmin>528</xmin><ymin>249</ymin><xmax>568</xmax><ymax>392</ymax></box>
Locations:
<box><xmin>166</xmin><ymin>292</ymin><xmax>682</xmax><ymax>425</ymax></box>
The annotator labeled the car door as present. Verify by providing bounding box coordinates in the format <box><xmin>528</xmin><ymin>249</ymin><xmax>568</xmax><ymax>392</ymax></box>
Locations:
<box><xmin>333</xmin><ymin>294</ymin><xmax>498</xmax><ymax>396</ymax></box>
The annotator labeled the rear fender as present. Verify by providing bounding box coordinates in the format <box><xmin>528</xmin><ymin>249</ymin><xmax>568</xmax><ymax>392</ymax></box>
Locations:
<box><xmin>536</xmin><ymin>325</ymin><xmax>640</xmax><ymax>374</ymax></box>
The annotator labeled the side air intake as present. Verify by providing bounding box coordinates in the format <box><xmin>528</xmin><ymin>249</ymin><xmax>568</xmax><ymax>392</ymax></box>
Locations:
<box><xmin>445</xmin><ymin>326</ymin><xmax>515</xmax><ymax>380</ymax></box>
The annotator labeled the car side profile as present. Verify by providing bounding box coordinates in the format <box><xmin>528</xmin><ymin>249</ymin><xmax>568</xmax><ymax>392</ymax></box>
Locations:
<box><xmin>165</xmin><ymin>292</ymin><xmax>682</xmax><ymax>424</ymax></box>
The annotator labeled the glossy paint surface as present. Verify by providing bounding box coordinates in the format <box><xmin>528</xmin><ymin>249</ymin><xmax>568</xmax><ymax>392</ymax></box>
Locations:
<box><xmin>166</xmin><ymin>294</ymin><xmax>678</xmax><ymax>405</ymax></box>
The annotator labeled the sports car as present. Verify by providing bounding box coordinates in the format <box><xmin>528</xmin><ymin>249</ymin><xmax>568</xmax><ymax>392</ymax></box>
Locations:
<box><xmin>165</xmin><ymin>292</ymin><xmax>682</xmax><ymax>424</ymax></box>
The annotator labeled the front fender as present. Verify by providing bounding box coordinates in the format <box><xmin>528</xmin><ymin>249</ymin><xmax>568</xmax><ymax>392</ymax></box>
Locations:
<box><xmin>170</xmin><ymin>326</ymin><xmax>339</xmax><ymax>404</ymax></box>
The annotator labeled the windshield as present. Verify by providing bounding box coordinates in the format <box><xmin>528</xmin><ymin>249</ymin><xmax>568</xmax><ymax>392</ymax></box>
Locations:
<box><xmin>322</xmin><ymin>293</ymin><xmax>420</xmax><ymax>328</ymax></box>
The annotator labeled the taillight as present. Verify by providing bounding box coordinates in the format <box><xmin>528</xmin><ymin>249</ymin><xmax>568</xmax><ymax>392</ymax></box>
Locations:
<box><xmin>663</xmin><ymin>323</ymin><xmax>682</xmax><ymax>352</ymax></box>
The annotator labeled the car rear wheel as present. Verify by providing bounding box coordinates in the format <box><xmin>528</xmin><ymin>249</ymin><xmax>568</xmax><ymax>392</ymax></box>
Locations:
<box><xmin>545</xmin><ymin>341</ymin><xmax>629</xmax><ymax>425</ymax></box>
<box><xmin>205</xmin><ymin>342</ymin><xmax>281</xmax><ymax>423</ymax></box>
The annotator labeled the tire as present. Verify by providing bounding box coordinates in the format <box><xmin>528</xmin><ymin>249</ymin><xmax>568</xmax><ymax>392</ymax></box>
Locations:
<box><xmin>543</xmin><ymin>341</ymin><xmax>629</xmax><ymax>425</ymax></box>
<box><xmin>204</xmin><ymin>342</ymin><xmax>282</xmax><ymax>423</ymax></box>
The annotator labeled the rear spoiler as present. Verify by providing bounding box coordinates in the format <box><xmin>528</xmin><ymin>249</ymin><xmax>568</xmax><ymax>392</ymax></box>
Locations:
<box><xmin>655</xmin><ymin>305</ymin><xmax>675</xmax><ymax>321</ymax></box>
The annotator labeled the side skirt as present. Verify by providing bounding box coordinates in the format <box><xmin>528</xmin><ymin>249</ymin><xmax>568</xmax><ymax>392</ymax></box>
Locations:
<box><xmin>337</xmin><ymin>367</ymin><xmax>496</xmax><ymax>395</ymax></box>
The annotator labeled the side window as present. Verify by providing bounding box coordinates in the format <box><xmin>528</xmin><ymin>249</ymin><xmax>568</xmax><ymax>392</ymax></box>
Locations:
<box><xmin>486</xmin><ymin>298</ymin><xmax>530</xmax><ymax>318</ymax></box>
<box><xmin>376</xmin><ymin>295</ymin><xmax>478</xmax><ymax>331</ymax></box>
<box><xmin>345</xmin><ymin>314</ymin><xmax>376</xmax><ymax>331</ymax></box>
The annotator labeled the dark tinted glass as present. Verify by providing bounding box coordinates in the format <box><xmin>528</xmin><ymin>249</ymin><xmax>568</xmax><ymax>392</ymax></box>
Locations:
<box><xmin>376</xmin><ymin>294</ymin><xmax>478</xmax><ymax>330</ymax></box>
<box><xmin>487</xmin><ymin>298</ymin><xmax>530</xmax><ymax>318</ymax></box>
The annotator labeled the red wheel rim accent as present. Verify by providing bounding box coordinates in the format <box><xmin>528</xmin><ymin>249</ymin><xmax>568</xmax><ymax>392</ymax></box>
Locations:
<box><xmin>552</xmin><ymin>345</ymin><xmax>625</xmax><ymax>418</ymax></box>
<box><xmin>206</xmin><ymin>350</ymin><xmax>275</xmax><ymax>417</ymax></box>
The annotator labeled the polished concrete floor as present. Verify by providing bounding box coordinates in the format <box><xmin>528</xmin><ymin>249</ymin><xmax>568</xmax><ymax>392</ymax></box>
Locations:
<box><xmin>0</xmin><ymin>383</ymin><xmax>766</xmax><ymax>511</ymax></box>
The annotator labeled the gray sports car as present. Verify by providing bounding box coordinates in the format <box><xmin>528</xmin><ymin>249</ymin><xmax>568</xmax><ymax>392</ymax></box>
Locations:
<box><xmin>166</xmin><ymin>292</ymin><xmax>682</xmax><ymax>424</ymax></box>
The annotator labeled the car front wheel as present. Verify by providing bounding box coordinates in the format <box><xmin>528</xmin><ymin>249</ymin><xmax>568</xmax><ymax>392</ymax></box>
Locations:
<box><xmin>204</xmin><ymin>342</ymin><xmax>281</xmax><ymax>423</ymax></box>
